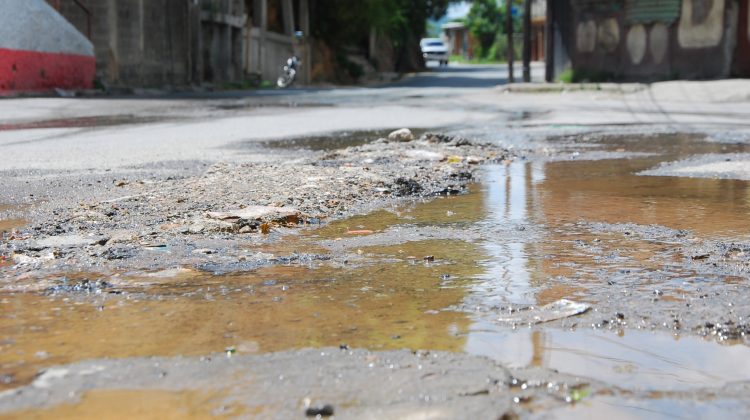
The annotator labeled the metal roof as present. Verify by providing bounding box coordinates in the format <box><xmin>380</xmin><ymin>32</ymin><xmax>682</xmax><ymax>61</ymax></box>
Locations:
<box><xmin>625</xmin><ymin>0</ymin><xmax>681</xmax><ymax>23</ymax></box>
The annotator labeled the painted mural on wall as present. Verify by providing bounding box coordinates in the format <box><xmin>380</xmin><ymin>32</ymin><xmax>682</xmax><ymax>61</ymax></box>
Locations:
<box><xmin>574</xmin><ymin>0</ymin><xmax>730</xmax><ymax>67</ymax></box>
<box><xmin>678</xmin><ymin>0</ymin><xmax>725</xmax><ymax>48</ymax></box>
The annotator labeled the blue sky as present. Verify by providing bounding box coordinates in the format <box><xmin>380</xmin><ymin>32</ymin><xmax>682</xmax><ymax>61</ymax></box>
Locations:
<box><xmin>446</xmin><ymin>1</ymin><xmax>471</xmax><ymax>20</ymax></box>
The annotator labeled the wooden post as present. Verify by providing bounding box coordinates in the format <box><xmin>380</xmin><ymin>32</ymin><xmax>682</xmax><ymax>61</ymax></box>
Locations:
<box><xmin>522</xmin><ymin>0</ymin><xmax>531</xmax><ymax>82</ymax></box>
<box><xmin>506</xmin><ymin>0</ymin><xmax>514</xmax><ymax>83</ymax></box>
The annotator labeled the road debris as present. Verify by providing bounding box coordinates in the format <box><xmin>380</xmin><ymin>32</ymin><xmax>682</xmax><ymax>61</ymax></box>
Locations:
<box><xmin>497</xmin><ymin>299</ymin><xmax>591</xmax><ymax>325</ymax></box>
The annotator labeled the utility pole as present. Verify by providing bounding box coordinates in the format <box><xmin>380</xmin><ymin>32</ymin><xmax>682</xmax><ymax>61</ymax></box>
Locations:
<box><xmin>506</xmin><ymin>0</ymin><xmax>514</xmax><ymax>83</ymax></box>
<box><xmin>545</xmin><ymin>0</ymin><xmax>554</xmax><ymax>82</ymax></box>
<box><xmin>522</xmin><ymin>0</ymin><xmax>531</xmax><ymax>82</ymax></box>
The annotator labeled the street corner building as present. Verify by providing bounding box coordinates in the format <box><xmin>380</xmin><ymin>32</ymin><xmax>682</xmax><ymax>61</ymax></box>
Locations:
<box><xmin>0</xmin><ymin>0</ymin><xmax>95</xmax><ymax>93</ymax></box>
<box><xmin>547</xmin><ymin>0</ymin><xmax>750</xmax><ymax>80</ymax></box>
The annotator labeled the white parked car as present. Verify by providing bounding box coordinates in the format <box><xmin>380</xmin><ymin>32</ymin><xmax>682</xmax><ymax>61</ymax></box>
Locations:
<box><xmin>420</xmin><ymin>38</ymin><xmax>449</xmax><ymax>66</ymax></box>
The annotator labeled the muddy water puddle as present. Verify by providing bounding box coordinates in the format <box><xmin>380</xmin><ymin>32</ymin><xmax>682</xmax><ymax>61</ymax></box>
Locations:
<box><xmin>4</xmin><ymin>389</ymin><xmax>242</xmax><ymax>420</ymax></box>
<box><xmin>469</xmin><ymin>325</ymin><xmax>750</xmax><ymax>391</ymax></box>
<box><xmin>3</xmin><ymin>136</ymin><xmax>750</xmax><ymax>413</ymax></box>
<box><xmin>0</xmin><ymin>245</ymin><xmax>476</xmax><ymax>391</ymax></box>
<box><xmin>0</xmin><ymin>115</ymin><xmax>167</xmax><ymax>131</ymax></box>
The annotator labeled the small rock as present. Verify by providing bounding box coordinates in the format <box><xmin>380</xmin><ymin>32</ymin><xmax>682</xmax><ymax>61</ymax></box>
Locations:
<box><xmin>305</xmin><ymin>404</ymin><xmax>334</xmax><ymax>417</ymax></box>
<box><xmin>238</xmin><ymin>225</ymin><xmax>252</xmax><ymax>234</ymax></box>
<box><xmin>188</xmin><ymin>224</ymin><xmax>206</xmax><ymax>234</ymax></box>
<box><xmin>192</xmin><ymin>248</ymin><xmax>215</xmax><ymax>255</ymax></box>
<box><xmin>33</xmin><ymin>234</ymin><xmax>108</xmax><ymax>249</ymax></box>
<box><xmin>206</xmin><ymin>206</ymin><xmax>299</xmax><ymax>224</ymax></box>
<box><xmin>388</xmin><ymin>128</ymin><xmax>414</xmax><ymax>142</ymax></box>
<box><xmin>466</xmin><ymin>156</ymin><xmax>482</xmax><ymax>164</ymax></box>
<box><xmin>12</xmin><ymin>253</ymin><xmax>40</xmax><ymax>265</ymax></box>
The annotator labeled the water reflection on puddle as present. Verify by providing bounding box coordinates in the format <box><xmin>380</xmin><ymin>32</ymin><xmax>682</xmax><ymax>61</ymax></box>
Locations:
<box><xmin>543</xmin><ymin>396</ymin><xmax>749</xmax><ymax>420</ymax></box>
<box><xmin>0</xmin><ymin>115</ymin><xmax>166</xmax><ymax>131</ymax></box>
<box><xmin>465</xmin><ymin>158</ymin><xmax>750</xmax><ymax>393</ymax></box>
<box><xmin>467</xmin><ymin>323</ymin><xmax>750</xmax><ymax>391</ymax></box>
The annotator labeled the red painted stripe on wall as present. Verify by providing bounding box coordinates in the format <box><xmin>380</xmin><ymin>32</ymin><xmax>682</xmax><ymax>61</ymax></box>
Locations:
<box><xmin>0</xmin><ymin>48</ymin><xmax>95</xmax><ymax>92</ymax></box>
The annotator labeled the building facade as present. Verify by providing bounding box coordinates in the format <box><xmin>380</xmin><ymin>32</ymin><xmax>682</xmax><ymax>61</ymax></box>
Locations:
<box><xmin>548</xmin><ymin>0</ymin><xmax>750</xmax><ymax>81</ymax></box>
<box><xmin>50</xmin><ymin>0</ymin><xmax>309</xmax><ymax>88</ymax></box>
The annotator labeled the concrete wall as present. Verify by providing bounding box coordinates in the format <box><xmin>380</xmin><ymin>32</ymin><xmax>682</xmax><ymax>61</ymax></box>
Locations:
<box><xmin>1</xmin><ymin>0</ymin><xmax>94</xmax><ymax>92</ymax></box>
<box><xmin>53</xmin><ymin>0</ymin><xmax>249</xmax><ymax>88</ymax></box>
<box><xmin>51</xmin><ymin>0</ymin><xmax>309</xmax><ymax>88</ymax></box>
<box><xmin>567</xmin><ymin>0</ymin><xmax>743</xmax><ymax>81</ymax></box>
<box><xmin>244</xmin><ymin>0</ymin><xmax>310</xmax><ymax>84</ymax></box>
<box><xmin>54</xmin><ymin>0</ymin><xmax>192</xmax><ymax>87</ymax></box>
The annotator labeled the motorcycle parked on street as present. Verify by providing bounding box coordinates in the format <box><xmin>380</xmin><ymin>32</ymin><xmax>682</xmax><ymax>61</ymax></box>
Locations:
<box><xmin>277</xmin><ymin>31</ymin><xmax>304</xmax><ymax>89</ymax></box>
<box><xmin>276</xmin><ymin>55</ymin><xmax>300</xmax><ymax>88</ymax></box>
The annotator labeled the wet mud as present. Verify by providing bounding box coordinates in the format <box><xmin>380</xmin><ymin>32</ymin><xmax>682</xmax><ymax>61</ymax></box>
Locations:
<box><xmin>0</xmin><ymin>205</ymin><xmax>25</xmax><ymax>269</ymax></box>
<box><xmin>0</xmin><ymin>348</ymin><xmax>600</xmax><ymax>420</ymax></box>
<box><xmin>2</xmin><ymin>131</ymin><xmax>750</xmax><ymax>417</ymax></box>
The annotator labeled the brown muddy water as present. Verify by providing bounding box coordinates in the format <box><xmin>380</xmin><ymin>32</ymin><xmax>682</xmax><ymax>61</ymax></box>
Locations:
<box><xmin>0</xmin><ymin>115</ymin><xmax>166</xmax><ymax>131</ymax></box>
<box><xmin>2</xmin><ymin>134</ymin><xmax>750</xmax><ymax>416</ymax></box>
<box><xmin>6</xmin><ymin>389</ymin><xmax>241</xmax><ymax>420</ymax></box>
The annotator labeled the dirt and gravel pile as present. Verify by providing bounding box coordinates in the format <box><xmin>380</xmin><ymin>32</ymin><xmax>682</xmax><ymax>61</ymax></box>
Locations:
<box><xmin>0</xmin><ymin>131</ymin><xmax>511</xmax><ymax>279</ymax></box>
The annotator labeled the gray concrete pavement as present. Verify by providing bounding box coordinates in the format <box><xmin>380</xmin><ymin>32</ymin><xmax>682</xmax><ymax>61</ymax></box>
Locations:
<box><xmin>3</xmin><ymin>64</ymin><xmax>750</xmax><ymax>176</ymax></box>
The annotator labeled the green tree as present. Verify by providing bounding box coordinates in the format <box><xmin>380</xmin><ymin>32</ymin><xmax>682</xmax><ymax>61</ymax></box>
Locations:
<box><xmin>310</xmin><ymin>0</ymin><xmax>458</xmax><ymax>75</ymax></box>
<box><xmin>465</xmin><ymin>0</ymin><xmax>502</xmax><ymax>58</ymax></box>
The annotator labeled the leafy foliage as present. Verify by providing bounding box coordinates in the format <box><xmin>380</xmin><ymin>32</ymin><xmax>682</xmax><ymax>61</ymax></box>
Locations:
<box><xmin>464</xmin><ymin>0</ymin><xmax>526</xmax><ymax>61</ymax></box>
<box><xmin>465</xmin><ymin>0</ymin><xmax>503</xmax><ymax>57</ymax></box>
<box><xmin>310</xmin><ymin>0</ymin><xmax>458</xmax><ymax>73</ymax></box>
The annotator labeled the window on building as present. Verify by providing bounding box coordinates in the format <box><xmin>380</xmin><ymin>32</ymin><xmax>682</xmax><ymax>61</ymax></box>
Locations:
<box><xmin>268</xmin><ymin>0</ymin><xmax>285</xmax><ymax>33</ymax></box>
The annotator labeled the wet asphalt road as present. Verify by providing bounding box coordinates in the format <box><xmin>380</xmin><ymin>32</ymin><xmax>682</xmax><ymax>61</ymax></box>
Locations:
<box><xmin>0</xmin><ymin>64</ymin><xmax>529</xmax><ymax>173</ymax></box>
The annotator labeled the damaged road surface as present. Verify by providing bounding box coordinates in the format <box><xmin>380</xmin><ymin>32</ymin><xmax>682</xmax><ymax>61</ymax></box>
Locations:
<box><xmin>4</xmin><ymin>77</ymin><xmax>750</xmax><ymax>418</ymax></box>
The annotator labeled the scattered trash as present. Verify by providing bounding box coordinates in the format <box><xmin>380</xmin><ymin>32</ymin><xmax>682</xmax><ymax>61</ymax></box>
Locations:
<box><xmin>54</xmin><ymin>88</ymin><xmax>75</xmax><ymax>98</ymax></box>
<box><xmin>260</xmin><ymin>222</ymin><xmax>271</xmax><ymax>234</ymax></box>
<box><xmin>402</xmin><ymin>149</ymin><xmax>445</xmax><ymax>161</ymax></box>
<box><xmin>497</xmin><ymin>299</ymin><xmax>590</xmax><ymax>325</ymax></box>
<box><xmin>206</xmin><ymin>206</ymin><xmax>299</xmax><ymax>224</ymax></box>
<box><xmin>392</xmin><ymin>178</ymin><xmax>423</xmax><ymax>196</ymax></box>
<box><xmin>566</xmin><ymin>386</ymin><xmax>590</xmax><ymax>403</ymax></box>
